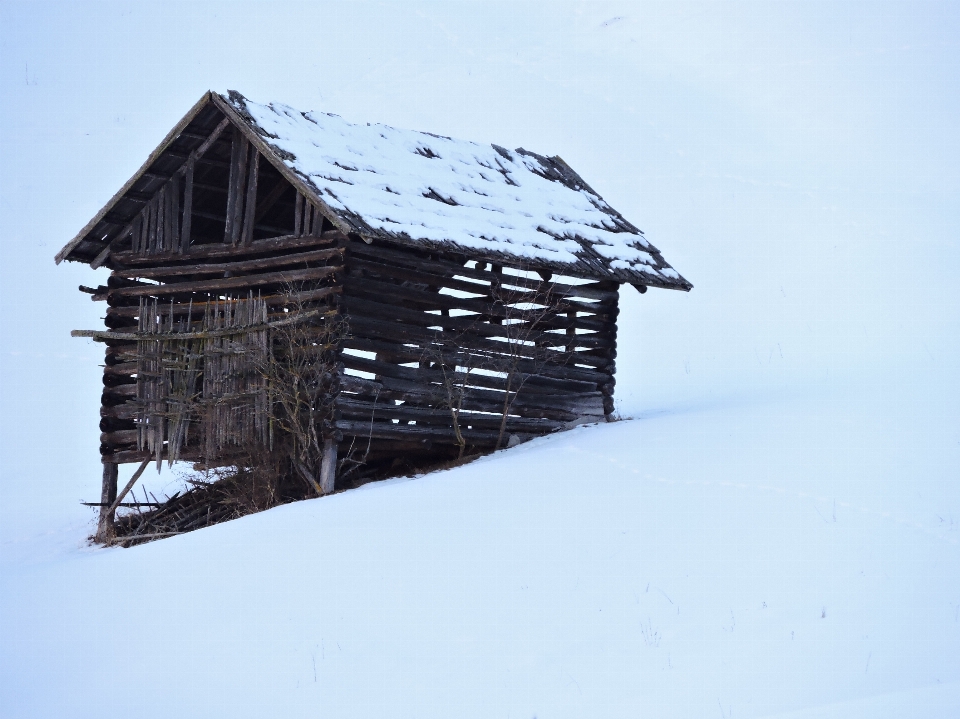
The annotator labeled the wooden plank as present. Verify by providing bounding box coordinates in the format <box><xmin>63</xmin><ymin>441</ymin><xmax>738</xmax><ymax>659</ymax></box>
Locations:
<box><xmin>104</xmin><ymin>285</ymin><xmax>342</xmax><ymax>318</ymax></box>
<box><xmin>320</xmin><ymin>438</ymin><xmax>337</xmax><ymax>494</ymax></box>
<box><xmin>335</xmin><ymin>396</ymin><xmax>566</xmax><ymax>432</ymax></box>
<box><xmin>231</xmin><ymin>136</ymin><xmax>250</xmax><ymax>245</ymax></box>
<box><xmin>223</xmin><ymin>128</ymin><xmax>244</xmax><ymax>244</ymax></box>
<box><xmin>240</xmin><ymin>149</ymin><xmax>260</xmax><ymax>246</ymax></box>
<box><xmin>346</xmin><ymin>241</ymin><xmax>620</xmax><ymax>302</ymax></box>
<box><xmin>342</xmin><ymin>276</ymin><xmax>612</xmax><ymax>332</ymax></box>
<box><xmin>112</xmin><ymin>246</ymin><xmax>344</xmax><ymax>279</ymax></box>
<box><xmin>180</xmin><ymin>157</ymin><xmax>194</xmax><ymax>251</ymax></box>
<box><xmin>156</xmin><ymin>185</ymin><xmax>167</xmax><ymax>254</ymax></box>
<box><xmin>348</xmin><ymin>255</ymin><xmax>615</xmax><ymax>314</ymax></box>
<box><xmin>341</xmin><ymin>335</ymin><xmax>609</xmax><ymax>388</ymax></box>
<box><xmin>344</xmin><ymin>313</ymin><xmax>613</xmax><ymax>370</ymax></box>
<box><xmin>335</xmin><ymin>419</ymin><xmax>503</xmax><ymax>444</ymax></box>
<box><xmin>95</xmin><ymin>462</ymin><xmax>119</xmax><ymax>542</ymax></box>
<box><xmin>76</xmin><ymin>306</ymin><xmax>333</xmax><ymax>341</ymax></box>
<box><xmin>112</xmin><ymin>232</ymin><xmax>337</xmax><ymax>265</ymax></box>
<box><xmin>294</xmin><ymin>193</ymin><xmax>304</xmax><ymax>236</ymax></box>
<box><xmin>341</xmin><ymin>296</ymin><xmax>615</xmax><ymax>348</ymax></box>
<box><xmin>170</xmin><ymin>173</ymin><xmax>181</xmax><ymax>252</ymax></box>
<box><xmin>103</xmin><ymin>264</ymin><xmax>339</xmax><ymax>299</ymax></box>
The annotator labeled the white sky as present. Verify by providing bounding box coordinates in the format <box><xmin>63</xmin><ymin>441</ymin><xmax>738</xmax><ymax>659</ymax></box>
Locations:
<box><xmin>0</xmin><ymin>1</ymin><xmax>957</xmax><ymax>532</ymax></box>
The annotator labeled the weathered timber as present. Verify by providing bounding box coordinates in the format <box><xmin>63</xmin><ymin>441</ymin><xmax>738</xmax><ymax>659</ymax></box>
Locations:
<box><xmin>335</xmin><ymin>396</ymin><xmax>566</xmax><ymax>432</ymax></box>
<box><xmin>88</xmin><ymin>115</ymin><xmax>232</xmax><ymax>269</ymax></box>
<box><xmin>348</xmin><ymin>255</ymin><xmax>616</xmax><ymax>314</ymax></box>
<box><xmin>337</xmin><ymin>376</ymin><xmax>589</xmax><ymax>423</ymax></box>
<box><xmin>344</xmin><ymin>314</ymin><xmax>613</xmax><ymax>371</ymax></box>
<box><xmin>224</xmin><ymin>129</ymin><xmax>247</xmax><ymax>244</ymax></box>
<box><xmin>320</xmin><ymin>438</ymin><xmax>337</xmax><ymax>494</ymax></box>
<box><xmin>294</xmin><ymin>193</ymin><xmax>304</xmax><ymax>236</ymax></box>
<box><xmin>342</xmin><ymin>335</ymin><xmax>610</xmax><ymax>386</ymax></box>
<box><xmin>240</xmin><ymin>149</ymin><xmax>260</xmax><ymax>245</ymax></box>
<box><xmin>346</xmin><ymin>242</ymin><xmax>621</xmax><ymax>302</ymax></box>
<box><xmin>181</xmin><ymin>157</ymin><xmax>195</xmax><ymax>251</ymax></box>
<box><xmin>111</xmin><ymin>246</ymin><xmax>344</xmax><ymax>279</ymax></box>
<box><xmin>341</xmin><ymin>296</ymin><xmax>615</xmax><ymax>349</ymax></box>
<box><xmin>339</xmin><ymin>361</ymin><xmax>605</xmax><ymax>418</ymax></box>
<box><xmin>340</xmin><ymin>345</ymin><xmax>599</xmax><ymax>395</ymax></box>
<box><xmin>335</xmin><ymin>419</ymin><xmax>505</xmax><ymax>444</ymax></box>
<box><xmin>111</xmin><ymin>233</ymin><xmax>337</xmax><ymax>265</ymax></box>
<box><xmin>104</xmin><ymin>285</ymin><xmax>341</xmax><ymax>318</ymax></box>
<box><xmin>75</xmin><ymin>307</ymin><xmax>332</xmax><ymax>341</ymax></box>
<box><xmin>95</xmin><ymin>462</ymin><xmax>119</xmax><ymax>542</ymax></box>
<box><xmin>343</xmin><ymin>275</ymin><xmax>612</xmax><ymax>332</ymax></box>
<box><xmin>104</xmin><ymin>265</ymin><xmax>340</xmax><ymax>299</ymax></box>
<box><xmin>103</xmin><ymin>459</ymin><xmax>151</xmax><ymax>521</ymax></box>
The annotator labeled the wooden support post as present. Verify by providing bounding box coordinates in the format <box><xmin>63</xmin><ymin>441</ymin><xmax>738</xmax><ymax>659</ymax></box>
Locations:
<box><xmin>180</xmin><ymin>157</ymin><xmax>194</xmax><ymax>252</ymax></box>
<box><xmin>320</xmin><ymin>438</ymin><xmax>337</xmax><ymax>494</ymax></box>
<box><xmin>96</xmin><ymin>462</ymin><xmax>119</xmax><ymax>543</ymax></box>
<box><xmin>240</xmin><ymin>149</ymin><xmax>260</xmax><ymax>245</ymax></box>
<box><xmin>294</xmin><ymin>193</ymin><xmax>304</xmax><ymax>236</ymax></box>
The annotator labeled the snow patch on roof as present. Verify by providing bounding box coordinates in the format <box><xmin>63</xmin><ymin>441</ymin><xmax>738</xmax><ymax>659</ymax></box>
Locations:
<box><xmin>231</xmin><ymin>94</ymin><xmax>671</xmax><ymax>275</ymax></box>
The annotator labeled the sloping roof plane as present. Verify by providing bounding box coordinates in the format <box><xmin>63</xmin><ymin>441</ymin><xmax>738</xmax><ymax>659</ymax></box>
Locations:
<box><xmin>57</xmin><ymin>91</ymin><xmax>691</xmax><ymax>291</ymax></box>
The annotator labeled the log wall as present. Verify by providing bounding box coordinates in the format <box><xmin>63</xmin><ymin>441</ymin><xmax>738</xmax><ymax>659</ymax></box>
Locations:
<box><xmin>333</xmin><ymin>239</ymin><xmax>619</xmax><ymax>482</ymax></box>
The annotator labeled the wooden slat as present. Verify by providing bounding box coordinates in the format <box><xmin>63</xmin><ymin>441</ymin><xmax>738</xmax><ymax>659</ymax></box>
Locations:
<box><xmin>340</xmin><ymin>354</ymin><xmax>603</xmax><ymax>413</ymax></box>
<box><xmin>112</xmin><ymin>233</ymin><xmax>337</xmax><ymax>265</ymax></box>
<box><xmin>344</xmin><ymin>314</ymin><xmax>613</xmax><ymax>370</ymax></box>
<box><xmin>342</xmin><ymin>275</ymin><xmax>612</xmax><ymax>332</ymax></box>
<box><xmin>180</xmin><ymin>157</ymin><xmax>194</xmax><ymax>251</ymax></box>
<box><xmin>240</xmin><ymin>149</ymin><xmax>260</xmax><ymax>246</ymax></box>
<box><xmin>104</xmin><ymin>265</ymin><xmax>340</xmax><ymax>299</ymax></box>
<box><xmin>294</xmin><ymin>193</ymin><xmax>304</xmax><ymax>236</ymax></box>
<box><xmin>104</xmin><ymin>285</ymin><xmax>342</xmax><ymax>318</ymax></box>
<box><xmin>341</xmin><ymin>296</ymin><xmax>615</xmax><ymax>349</ymax></box>
<box><xmin>349</xmin><ymin>255</ymin><xmax>615</xmax><ymax>314</ymax></box>
<box><xmin>111</xmin><ymin>246</ymin><xmax>344</xmax><ymax>279</ymax></box>
<box><xmin>223</xmin><ymin>129</ymin><xmax>244</xmax><ymax>244</ymax></box>
<box><xmin>346</xmin><ymin>241</ymin><xmax>620</xmax><ymax>302</ymax></box>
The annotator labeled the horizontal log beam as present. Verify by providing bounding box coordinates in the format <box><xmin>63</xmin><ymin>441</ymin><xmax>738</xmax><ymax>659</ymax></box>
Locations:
<box><xmin>342</xmin><ymin>276</ymin><xmax>613</xmax><ymax>332</ymax></box>
<box><xmin>346</xmin><ymin>241</ymin><xmax>620</xmax><ymax>301</ymax></box>
<box><xmin>346</xmin><ymin>255</ymin><xmax>617</xmax><ymax>313</ymax></box>
<box><xmin>341</xmin><ymin>296</ymin><xmax>614</xmax><ymax>349</ymax></box>
<box><xmin>335</xmin><ymin>396</ymin><xmax>566</xmax><ymax>432</ymax></box>
<box><xmin>111</xmin><ymin>247</ymin><xmax>344</xmax><ymax>279</ymax></box>
<box><xmin>111</xmin><ymin>233</ymin><xmax>338</xmax><ymax>266</ymax></box>
<box><xmin>104</xmin><ymin>285</ymin><xmax>341</xmax><ymax>317</ymax></box>
<box><xmin>102</xmin><ymin>265</ymin><xmax>339</xmax><ymax>300</ymax></box>
<box><xmin>344</xmin><ymin>314</ymin><xmax>613</xmax><ymax>371</ymax></box>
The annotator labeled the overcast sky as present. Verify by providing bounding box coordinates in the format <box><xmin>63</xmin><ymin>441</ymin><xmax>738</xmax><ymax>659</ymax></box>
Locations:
<box><xmin>1</xmin><ymin>1</ymin><xmax>957</xmax><ymax>535</ymax></box>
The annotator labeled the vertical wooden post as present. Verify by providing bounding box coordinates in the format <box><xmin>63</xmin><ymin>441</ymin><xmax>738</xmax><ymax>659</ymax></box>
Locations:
<box><xmin>180</xmin><ymin>157</ymin><xmax>194</xmax><ymax>252</ymax></box>
<box><xmin>96</xmin><ymin>462</ymin><xmax>119</xmax><ymax>543</ymax></box>
<box><xmin>293</xmin><ymin>193</ymin><xmax>304</xmax><ymax>236</ymax></box>
<box><xmin>240</xmin><ymin>149</ymin><xmax>260</xmax><ymax>246</ymax></box>
<box><xmin>320</xmin><ymin>438</ymin><xmax>337</xmax><ymax>494</ymax></box>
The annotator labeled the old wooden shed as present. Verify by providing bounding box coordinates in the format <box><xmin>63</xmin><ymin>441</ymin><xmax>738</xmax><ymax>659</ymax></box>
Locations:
<box><xmin>58</xmin><ymin>91</ymin><xmax>691</xmax><ymax>543</ymax></box>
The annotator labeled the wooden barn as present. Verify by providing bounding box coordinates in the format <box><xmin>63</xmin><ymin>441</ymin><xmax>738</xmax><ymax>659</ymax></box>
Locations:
<box><xmin>58</xmin><ymin>91</ymin><xmax>691</xmax><ymax>543</ymax></box>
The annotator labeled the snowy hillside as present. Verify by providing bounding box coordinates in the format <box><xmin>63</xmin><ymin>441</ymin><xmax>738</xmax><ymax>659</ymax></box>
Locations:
<box><xmin>2</xmin><ymin>372</ymin><xmax>958</xmax><ymax>719</ymax></box>
<box><xmin>2</xmin><ymin>2</ymin><xmax>959</xmax><ymax>717</ymax></box>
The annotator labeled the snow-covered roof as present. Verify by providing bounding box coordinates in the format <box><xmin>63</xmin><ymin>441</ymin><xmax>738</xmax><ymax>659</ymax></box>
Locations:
<box><xmin>57</xmin><ymin>91</ymin><xmax>690</xmax><ymax>291</ymax></box>
<box><xmin>226</xmin><ymin>92</ymin><xmax>690</xmax><ymax>290</ymax></box>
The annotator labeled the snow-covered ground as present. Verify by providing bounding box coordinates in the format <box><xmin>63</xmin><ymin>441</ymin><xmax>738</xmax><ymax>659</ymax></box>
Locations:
<box><xmin>2</xmin><ymin>2</ymin><xmax>959</xmax><ymax>717</ymax></box>
<box><xmin>1</xmin><ymin>368</ymin><xmax>958</xmax><ymax>718</ymax></box>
